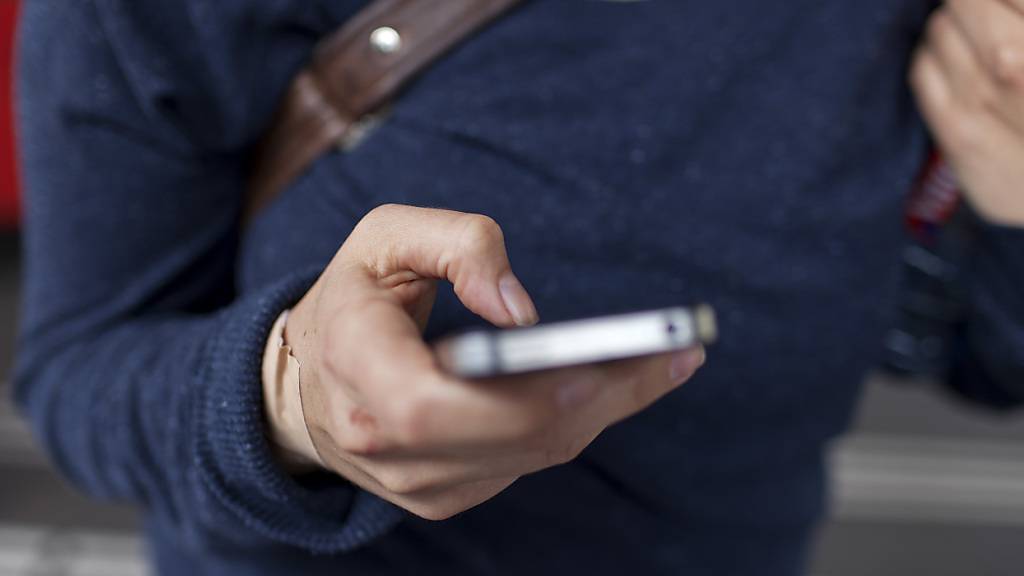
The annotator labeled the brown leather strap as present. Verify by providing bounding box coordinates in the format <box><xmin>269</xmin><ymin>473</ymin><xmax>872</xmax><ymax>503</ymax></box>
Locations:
<box><xmin>247</xmin><ymin>0</ymin><xmax>525</xmax><ymax>220</ymax></box>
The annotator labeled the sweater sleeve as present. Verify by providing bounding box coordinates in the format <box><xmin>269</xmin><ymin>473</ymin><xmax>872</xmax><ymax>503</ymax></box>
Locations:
<box><xmin>945</xmin><ymin>221</ymin><xmax>1024</xmax><ymax>408</ymax></box>
<box><xmin>13</xmin><ymin>0</ymin><xmax>402</xmax><ymax>553</ymax></box>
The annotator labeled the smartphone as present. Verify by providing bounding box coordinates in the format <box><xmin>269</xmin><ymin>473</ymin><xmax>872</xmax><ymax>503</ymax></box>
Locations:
<box><xmin>435</xmin><ymin>305</ymin><xmax>717</xmax><ymax>378</ymax></box>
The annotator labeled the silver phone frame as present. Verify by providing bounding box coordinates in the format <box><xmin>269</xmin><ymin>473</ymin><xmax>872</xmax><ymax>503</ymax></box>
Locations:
<box><xmin>435</xmin><ymin>305</ymin><xmax>717</xmax><ymax>378</ymax></box>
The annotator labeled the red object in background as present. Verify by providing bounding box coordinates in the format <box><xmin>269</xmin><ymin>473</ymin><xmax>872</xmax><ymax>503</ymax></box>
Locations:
<box><xmin>0</xmin><ymin>0</ymin><xmax>19</xmax><ymax>229</ymax></box>
<box><xmin>906</xmin><ymin>152</ymin><xmax>961</xmax><ymax>244</ymax></box>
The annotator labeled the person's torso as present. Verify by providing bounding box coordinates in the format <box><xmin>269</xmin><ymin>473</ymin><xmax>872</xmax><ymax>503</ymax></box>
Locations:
<box><xmin>229</xmin><ymin>1</ymin><xmax>933</xmax><ymax>573</ymax></box>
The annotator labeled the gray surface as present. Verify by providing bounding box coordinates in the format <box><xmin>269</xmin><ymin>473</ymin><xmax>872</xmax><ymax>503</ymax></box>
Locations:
<box><xmin>854</xmin><ymin>374</ymin><xmax>1024</xmax><ymax>440</ymax></box>
<box><xmin>0</xmin><ymin>524</ymin><xmax>144</xmax><ymax>576</ymax></box>
<box><xmin>1</xmin><ymin>231</ymin><xmax>1024</xmax><ymax>574</ymax></box>
<box><xmin>0</xmin><ymin>234</ymin><xmax>140</xmax><ymax>575</ymax></box>
<box><xmin>815</xmin><ymin>522</ymin><xmax>1024</xmax><ymax>576</ymax></box>
<box><xmin>811</xmin><ymin>377</ymin><xmax>1024</xmax><ymax>575</ymax></box>
<box><xmin>0</xmin><ymin>467</ymin><xmax>136</xmax><ymax>531</ymax></box>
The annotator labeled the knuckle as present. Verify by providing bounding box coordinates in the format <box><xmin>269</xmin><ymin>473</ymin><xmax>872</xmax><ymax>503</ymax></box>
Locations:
<box><xmin>353</xmin><ymin>204</ymin><xmax>404</xmax><ymax>243</ymax></box>
<box><xmin>363</xmin><ymin>203</ymin><xmax>401</xmax><ymax>224</ymax></box>
<box><xmin>333</xmin><ymin>418</ymin><xmax>388</xmax><ymax>457</ymax></box>
<box><xmin>992</xmin><ymin>42</ymin><xmax>1024</xmax><ymax>85</ymax></box>
<box><xmin>459</xmin><ymin>214</ymin><xmax>505</xmax><ymax>249</ymax></box>
<box><xmin>334</xmin><ymin>433</ymin><xmax>379</xmax><ymax>457</ymax></box>
<box><xmin>353</xmin><ymin>206</ymin><xmax>384</xmax><ymax>236</ymax></box>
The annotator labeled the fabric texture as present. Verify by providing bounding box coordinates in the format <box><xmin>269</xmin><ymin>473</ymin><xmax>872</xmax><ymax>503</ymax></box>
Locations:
<box><xmin>13</xmin><ymin>0</ymin><xmax>1023</xmax><ymax>575</ymax></box>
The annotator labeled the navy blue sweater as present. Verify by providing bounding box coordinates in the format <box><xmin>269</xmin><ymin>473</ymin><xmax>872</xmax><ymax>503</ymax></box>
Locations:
<box><xmin>14</xmin><ymin>1</ymin><xmax>1024</xmax><ymax>574</ymax></box>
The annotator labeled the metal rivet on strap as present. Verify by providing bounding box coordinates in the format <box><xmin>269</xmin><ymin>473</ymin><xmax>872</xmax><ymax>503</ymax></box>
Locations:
<box><xmin>369</xmin><ymin>26</ymin><xmax>402</xmax><ymax>54</ymax></box>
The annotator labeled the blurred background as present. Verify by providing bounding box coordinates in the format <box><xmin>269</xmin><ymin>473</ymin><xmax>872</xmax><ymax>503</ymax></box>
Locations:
<box><xmin>1</xmin><ymin>2</ymin><xmax>1023</xmax><ymax>574</ymax></box>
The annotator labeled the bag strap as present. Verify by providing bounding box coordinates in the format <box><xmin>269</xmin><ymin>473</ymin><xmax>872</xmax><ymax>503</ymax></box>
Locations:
<box><xmin>247</xmin><ymin>0</ymin><xmax>525</xmax><ymax>219</ymax></box>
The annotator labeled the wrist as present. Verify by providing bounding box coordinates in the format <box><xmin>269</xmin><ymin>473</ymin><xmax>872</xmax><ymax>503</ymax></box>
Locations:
<box><xmin>262</xmin><ymin>309</ymin><xmax>323</xmax><ymax>472</ymax></box>
<box><xmin>283</xmin><ymin>281</ymin><xmax>322</xmax><ymax>395</ymax></box>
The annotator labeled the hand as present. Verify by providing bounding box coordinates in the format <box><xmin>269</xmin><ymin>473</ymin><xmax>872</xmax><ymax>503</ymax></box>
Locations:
<box><xmin>910</xmin><ymin>0</ymin><xmax>1024</xmax><ymax>226</ymax></box>
<box><xmin>280</xmin><ymin>204</ymin><xmax>705</xmax><ymax>520</ymax></box>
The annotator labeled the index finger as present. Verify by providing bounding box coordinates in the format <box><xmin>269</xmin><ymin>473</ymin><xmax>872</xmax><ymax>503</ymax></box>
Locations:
<box><xmin>947</xmin><ymin>0</ymin><xmax>1024</xmax><ymax>84</ymax></box>
<box><xmin>325</xmin><ymin>267</ymin><xmax>550</xmax><ymax>451</ymax></box>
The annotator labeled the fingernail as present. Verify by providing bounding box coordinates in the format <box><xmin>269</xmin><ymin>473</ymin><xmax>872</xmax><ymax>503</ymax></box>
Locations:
<box><xmin>557</xmin><ymin>377</ymin><xmax>598</xmax><ymax>409</ymax></box>
<box><xmin>499</xmin><ymin>272</ymin><xmax>539</xmax><ymax>327</ymax></box>
<box><xmin>669</xmin><ymin>347</ymin><xmax>705</xmax><ymax>382</ymax></box>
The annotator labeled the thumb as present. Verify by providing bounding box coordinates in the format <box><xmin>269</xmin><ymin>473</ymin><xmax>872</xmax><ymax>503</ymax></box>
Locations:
<box><xmin>344</xmin><ymin>204</ymin><xmax>539</xmax><ymax>328</ymax></box>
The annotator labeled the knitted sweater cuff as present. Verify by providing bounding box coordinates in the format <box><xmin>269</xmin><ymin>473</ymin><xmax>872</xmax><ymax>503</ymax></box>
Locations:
<box><xmin>195</xmin><ymin>267</ymin><xmax>405</xmax><ymax>553</ymax></box>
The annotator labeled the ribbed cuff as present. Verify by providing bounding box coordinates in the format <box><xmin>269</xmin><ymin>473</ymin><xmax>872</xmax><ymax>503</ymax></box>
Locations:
<box><xmin>194</xmin><ymin>267</ymin><xmax>405</xmax><ymax>553</ymax></box>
